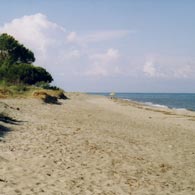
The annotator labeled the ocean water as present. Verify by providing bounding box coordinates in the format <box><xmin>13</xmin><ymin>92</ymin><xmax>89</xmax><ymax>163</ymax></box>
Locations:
<box><xmin>89</xmin><ymin>93</ymin><xmax>195</xmax><ymax>111</ymax></box>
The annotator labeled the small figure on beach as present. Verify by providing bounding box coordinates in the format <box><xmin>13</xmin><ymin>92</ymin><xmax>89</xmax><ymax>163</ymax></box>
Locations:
<box><xmin>109</xmin><ymin>92</ymin><xmax>116</xmax><ymax>99</ymax></box>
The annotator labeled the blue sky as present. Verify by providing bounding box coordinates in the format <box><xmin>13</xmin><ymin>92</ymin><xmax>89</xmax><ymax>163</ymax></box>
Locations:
<box><xmin>0</xmin><ymin>0</ymin><xmax>195</xmax><ymax>92</ymax></box>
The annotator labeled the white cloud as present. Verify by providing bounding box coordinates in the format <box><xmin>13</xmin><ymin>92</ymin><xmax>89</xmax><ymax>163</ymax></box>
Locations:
<box><xmin>143</xmin><ymin>59</ymin><xmax>157</xmax><ymax>77</ymax></box>
<box><xmin>0</xmin><ymin>13</ymin><xmax>129</xmax><ymax>73</ymax></box>
<box><xmin>0</xmin><ymin>13</ymin><xmax>66</xmax><ymax>60</ymax></box>
<box><xmin>66</xmin><ymin>31</ymin><xmax>78</xmax><ymax>43</ymax></box>
<box><xmin>143</xmin><ymin>56</ymin><xmax>195</xmax><ymax>79</ymax></box>
<box><xmin>173</xmin><ymin>64</ymin><xmax>192</xmax><ymax>78</ymax></box>
<box><xmin>1</xmin><ymin>13</ymin><xmax>194</xmax><ymax>92</ymax></box>
<box><xmin>66</xmin><ymin>30</ymin><xmax>130</xmax><ymax>45</ymax></box>
<box><xmin>90</xmin><ymin>48</ymin><xmax>120</xmax><ymax>62</ymax></box>
<box><xmin>84</xmin><ymin>48</ymin><xmax>121</xmax><ymax>77</ymax></box>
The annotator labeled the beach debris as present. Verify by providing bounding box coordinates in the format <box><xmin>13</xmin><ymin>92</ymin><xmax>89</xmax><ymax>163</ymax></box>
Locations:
<box><xmin>159</xmin><ymin>163</ymin><xmax>172</xmax><ymax>173</ymax></box>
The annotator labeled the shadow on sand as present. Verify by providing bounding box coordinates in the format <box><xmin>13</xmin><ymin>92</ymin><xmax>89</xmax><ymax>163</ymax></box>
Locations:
<box><xmin>0</xmin><ymin>114</ymin><xmax>23</xmax><ymax>137</ymax></box>
<box><xmin>0</xmin><ymin>114</ymin><xmax>22</xmax><ymax>124</ymax></box>
<box><xmin>0</xmin><ymin>124</ymin><xmax>11</xmax><ymax>137</ymax></box>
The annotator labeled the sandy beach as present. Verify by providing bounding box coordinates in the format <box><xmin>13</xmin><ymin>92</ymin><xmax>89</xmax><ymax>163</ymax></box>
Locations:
<box><xmin>0</xmin><ymin>93</ymin><xmax>195</xmax><ymax>195</ymax></box>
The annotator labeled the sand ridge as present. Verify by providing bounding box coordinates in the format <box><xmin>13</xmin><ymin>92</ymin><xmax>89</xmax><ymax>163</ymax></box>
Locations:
<box><xmin>0</xmin><ymin>93</ymin><xmax>195</xmax><ymax>195</ymax></box>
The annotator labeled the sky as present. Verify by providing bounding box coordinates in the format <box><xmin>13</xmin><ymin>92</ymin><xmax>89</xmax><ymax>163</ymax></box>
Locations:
<box><xmin>0</xmin><ymin>0</ymin><xmax>195</xmax><ymax>92</ymax></box>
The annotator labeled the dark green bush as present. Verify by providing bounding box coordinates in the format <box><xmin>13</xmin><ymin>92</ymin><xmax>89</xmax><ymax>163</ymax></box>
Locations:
<box><xmin>0</xmin><ymin>33</ymin><xmax>54</xmax><ymax>86</ymax></box>
<box><xmin>0</xmin><ymin>63</ymin><xmax>53</xmax><ymax>85</ymax></box>
<box><xmin>35</xmin><ymin>82</ymin><xmax>60</xmax><ymax>90</ymax></box>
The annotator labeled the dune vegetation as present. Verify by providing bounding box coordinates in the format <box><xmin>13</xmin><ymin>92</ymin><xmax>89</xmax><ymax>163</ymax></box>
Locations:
<box><xmin>0</xmin><ymin>33</ymin><xmax>67</xmax><ymax>102</ymax></box>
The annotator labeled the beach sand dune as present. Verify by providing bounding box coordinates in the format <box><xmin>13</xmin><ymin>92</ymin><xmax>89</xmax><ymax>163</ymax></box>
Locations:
<box><xmin>0</xmin><ymin>93</ymin><xmax>195</xmax><ymax>195</ymax></box>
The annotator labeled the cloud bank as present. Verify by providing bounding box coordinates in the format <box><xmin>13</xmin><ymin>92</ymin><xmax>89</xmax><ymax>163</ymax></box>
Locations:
<box><xmin>0</xmin><ymin>13</ymin><xmax>130</xmax><ymax>77</ymax></box>
<box><xmin>0</xmin><ymin>13</ymin><xmax>65</xmax><ymax>60</ymax></box>
<box><xmin>143</xmin><ymin>56</ymin><xmax>195</xmax><ymax>79</ymax></box>
<box><xmin>0</xmin><ymin>13</ymin><xmax>194</xmax><ymax>91</ymax></box>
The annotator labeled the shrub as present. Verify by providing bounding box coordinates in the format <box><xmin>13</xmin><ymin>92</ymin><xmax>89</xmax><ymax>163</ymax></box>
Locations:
<box><xmin>35</xmin><ymin>82</ymin><xmax>60</xmax><ymax>90</ymax></box>
<box><xmin>0</xmin><ymin>64</ymin><xmax>53</xmax><ymax>85</ymax></box>
<box><xmin>0</xmin><ymin>33</ymin><xmax>54</xmax><ymax>86</ymax></box>
<box><xmin>10</xmin><ymin>84</ymin><xmax>28</xmax><ymax>93</ymax></box>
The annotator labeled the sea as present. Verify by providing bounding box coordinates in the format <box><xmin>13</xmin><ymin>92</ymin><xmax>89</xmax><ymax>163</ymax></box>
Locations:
<box><xmin>89</xmin><ymin>93</ymin><xmax>195</xmax><ymax>111</ymax></box>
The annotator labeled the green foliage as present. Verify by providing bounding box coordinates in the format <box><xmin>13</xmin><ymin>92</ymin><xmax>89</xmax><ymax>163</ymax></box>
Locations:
<box><xmin>10</xmin><ymin>84</ymin><xmax>28</xmax><ymax>93</ymax></box>
<box><xmin>45</xmin><ymin>85</ymin><xmax>60</xmax><ymax>90</ymax></box>
<box><xmin>0</xmin><ymin>79</ymin><xmax>8</xmax><ymax>87</ymax></box>
<box><xmin>35</xmin><ymin>81</ymin><xmax>50</xmax><ymax>89</ymax></box>
<box><xmin>0</xmin><ymin>63</ymin><xmax>53</xmax><ymax>85</ymax></box>
<box><xmin>0</xmin><ymin>33</ymin><xmax>35</xmax><ymax>65</ymax></box>
<box><xmin>35</xmin><ymin>81</ymin><xmax>60</xmax><ymax>90</ymax></box>
<box><xmin>0</xmin><ymin>33</ymin><xmax>53</xmax><ymax>86</ymax></box>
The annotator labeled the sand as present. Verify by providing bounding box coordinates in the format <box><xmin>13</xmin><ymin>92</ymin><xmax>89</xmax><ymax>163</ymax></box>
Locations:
<box><xmin>0</xmin><ymin>93</ymin><xmax>195</xmax><ymax>195</ymax></box>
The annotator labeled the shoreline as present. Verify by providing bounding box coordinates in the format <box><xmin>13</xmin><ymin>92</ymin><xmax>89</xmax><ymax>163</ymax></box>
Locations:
<box><xmin>89</xmin><ymin>93</ymin><xmax>195</xmax><ymax>117</ymax></box>
<box><xmin>115</xmin><ymin>97</ymin><xmax>195</xmax><ymax>114</ymax></box>
<box><xmin>0</xmin><ymin>93</ymin><xmax>195</xmax><ymax>194</ymax></box>
<box><xmin>88</xmin><ymin>92</ymin><xmax>195</xmax><ymax>112</ymax></box>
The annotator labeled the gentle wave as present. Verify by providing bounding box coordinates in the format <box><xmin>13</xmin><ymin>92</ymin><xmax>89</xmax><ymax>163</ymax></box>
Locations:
<box><xmin>121</xmin><ymin>99</ymin><xmax>169</xmax><ymax>109</ymax></box>
<box><xmin>144</xmin><ymin>102</ymin><xmax>169</xmax><ymax>109</ymax></box>
<box><xmin>173</xmin><ymin>108</ymin><xmax>188</xmax><ymax>111</ymax></box>
<box><xmin>116</xmin><ymin>93</ymin><xmax>195</xmax><ymax>111</ymax></box>
<box><xmin>122</xmin><ymin>99</ymin><xmax>190</xmax><ymax>111</ymax></box>
<box><xmin>88</xmin><ymin>93</ymin><xmax>195</xmax><ymax>111</ymax></box>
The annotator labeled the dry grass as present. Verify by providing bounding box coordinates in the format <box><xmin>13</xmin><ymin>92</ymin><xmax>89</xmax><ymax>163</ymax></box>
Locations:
<box><xmin>0</xmin><ymin>94</ymin><xmax>6</xmax><ymax>99</ymax></box>
<box><xmin>0</xmin><ymin>85</ymin><xmax>68</xmax><ymax>104</ymax></box>
<box><xmin>32</xmin><ymin>90</ymin><xmax>48</xmax><ymax>97</ymax></box>
<box><xmin>32</xmin><ymin>89</ymin><xmax>67</xmax><ymax>104</ymax></box>
<box><xmin>0</xmin><ymin>85</ymin><xmax>34</xmax><ymax>98</ymax></box>
<box><xmin>32</xmin><ymin>90</ymin><xmax>57</xmax><ymax>104</ymax></box>
<box><xmin>0</xmin><ymin>89</ymin><xmax>13</xmax><ymax>98</ymax></box>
